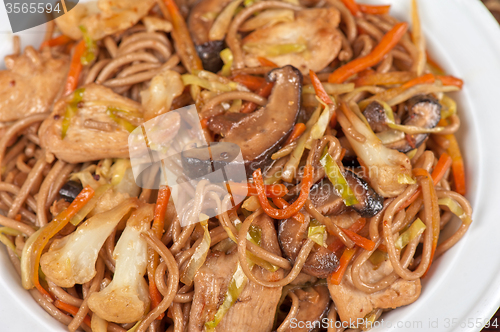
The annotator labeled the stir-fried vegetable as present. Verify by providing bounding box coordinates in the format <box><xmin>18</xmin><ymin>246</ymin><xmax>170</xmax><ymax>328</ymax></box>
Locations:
<box><xmin>69</xmin><ymin>184</ymin><xmax>112</xmax><ymax>226</ymax></box>
<box><xmin>0</xmin><ymin>227</ymin><xmax>22</xmax><ymax>252</ymax></box>
<box><xmin>40</xmin><ymin>34</ymin><xmax>72</xmax><ymax>49</ymax></box>
<box><xmin>161</xmin><ymin>0</ymin><xmax>203</xmax><ymax>72</ymax></box>
<box><xmin>411</xmin><ymin>0</ymin><xmax>426</xmax><ymax>76</ymax></box>
<box><xmin>209</xmin><ymin>0</ymin><xmax>244</xmax><ymax>41</ymax></box>
<box><xmin>308</xmin><ymin>219</ymin><xmax>327</xmax><ymax>247</ymax></box>
<box><xmin>358</xmin><ymin>4</ymin><xmax>391</xmax><ymax>15</ymax></box>
<box><xmin>220</xmin><ymin>48</ymin><xmax>234</xmax><ymax>76</ymax></box>
<box><xmin>439</xmin><ymin>119</ymin><xmax>466</xmax><ymax>195</ymax></box>
<box><xmin>243</xmin><ymin>42</ymin><xmax>307</xmax><ymax>57</ymax></box>
<box><xmin>241</xmin><ymin>81</ymin><xmax>274</xmax><ymax>113</ymax></box>
<box><xmin>440</xmin><ymin>95</ymin><xmax>457</xmax><ymax>119</ymax></box>
<box><xmin>63</xmin><ymin>40</ymin><xmax>86</xmax><ymax>95</ymax></box>
<box><xmin>61</xmin><ymin>88</ymin><xmax>85</xmax><ymax>139</ymax></box>
<box><xmin>147</xmin><ymin>186</ymin><xmax>171</xmax><ymax>318</ymax></box>
<box><xmin>320</xmin><ymin>151</ymin><xmax>359</xmax><ymax>206</ymax></box>
<box><xmin>378</xmin><ymin>100</ymin><xmax>444</xmax><ymax>134</ymax></box>
<box><xmin>343</xmin><ymin>228</ymin><xmax>375</xmax><ymax>251</ymax></box>
<box><xmin>205</xmin><ymin>263</ymin><xmax>249</xmax><ymax>331</ymax></box>
<box><xmin>232</xmin><ymin>74</ymin><xmax>266</xmax><ymax>90</ymax></box>
<box><xmin>79</xmin><ymin>26</ymin><xmax>97</xmax><ymax>65</ymax></box>
<box><xmin>254</xmin><ymin>165</ymin><xmax>314</xmax><ymax>219</ymax></box>
<box><xmin>180</xmin><ymin>217</ymin><xmax>211</xmax><ymax>286</ymax></box>
<box><xmin>54</xmin><ymin>300</ymin><xmax>92</xmax><ymax>326</ymax></box>
<box><xmin>330</xmin><ymin>247</ymin><xmax>357</xmax><ymax>285</ymax></box>
<box><xmin>395</xmin><ymin>218</ymin><xmax>426</xmax><ymax>250</ymax></box>
<box><xmin>271</xmin><ymin>197</ymin><xmax>305</xmax><ymax>223</ymax></box>
<box><xmin>368</xmin><ymin>249</ymin><xmax>388</xmax><ymax>267</ymax></box>
<box><xmin>24</xmin><ymin>186</ymin><xmax>94</xmax><ymax>297</ymax></box>
<box><xmin>328</xmin><ymin>22</ymin><xmax>408</xmax><ymax>83</ymax></box>
<box><xmin>354</xmin><ymin>71</ymin><xmax>416</xmax><ymax>87</ymax></box>
<box><xmin>285</xmin><ymin>123</ymin><xmax>307</xmax><ymax>144</ymax></box>
<box><xmin>438</xmin><ymin>197</ymin><xmax>472</xmax><ymax>225</ymax></box>
<box><xmin>40</xmin><ymin>199</ymin><xmax>138</xmax><ymax>288</ymax></box>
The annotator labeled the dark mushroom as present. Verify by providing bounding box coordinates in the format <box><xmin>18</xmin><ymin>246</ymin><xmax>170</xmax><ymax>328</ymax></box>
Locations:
<box><xmin>188</xmin><ymin>0</ymin><xmax>233</xmax><ymax>72</ymax></box>
<box><xmin>278</xmin><ymin>218</ymin><xmax>339</xmax><ymax>279</ymax></box>
<box><xmin>339</xmin><ymin>136</ymin><xmax>360</xmax><ymax>168</ymax></box>
<box><xmin>282</xmin><ymin>285</ymin><xmax>330</xmax><ymax>332</ymax></box>
<box><xmin>208</xmin><ymin>65</ymin><xmax>302</xmax><ymax>175</ymax></box>
<box><xmin>59</xmin><ymin>181</ymin><xmax>83</xmax><ymax>203</ymax></box>
<box><xmin>180</xmin><ymin>142</ymin><xmax>245</xmax><ymax>182</ymax></box>
<box><xmin>309</xmin><ymin>171</ymin><xmax>383</xmax><ymax>219</ymax></box>
<box><xmin>363</xmin><ymin>95</ymin><xmax>441</xmax><ymax>153</ymax></box>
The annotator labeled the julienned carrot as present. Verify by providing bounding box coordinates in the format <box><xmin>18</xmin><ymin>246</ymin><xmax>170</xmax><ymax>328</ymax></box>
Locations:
<box><xmin>232</xmin><ymin>74</ymin><xmax>266</xmax><ymax>91</ymax></box>
<box><xmin>285</xmin><ymin>123</ymin><xmax>307</xmax><ymax>145</ymax></box>
<box><xmin>399</xmin><ymin>153</ymin><xmax>452</xmax><ymax>211</ymax></box>
<box><xmin>343</xmin><ymin>228</ymin><xmax>376</xmax><ymax>251</ymax></box>
<box><xmin>253</xmin><ymin>166</ymin><xmax>314</xmax><ymax>219</ymax></box>
<box><xmin>31</xmin><ymin>186</ymin><xmax>95</xmax><ymax>299</ymax></box>
<box><xmin>358</xmin><ymin>4</ymin><xmax>391</xmax><ymax>15</ymax></box>
<box><xmin>309</xmin><ymin>70</ymin><xmax>333</xmax><ymax>105</ymax></box>
<box><xmin>443</xmin><ymin>131</ymin><xmax>466</xmax><ymax>195</ymax></box>
<box><xmin>40</xmin><ymin>35</ymin><xmax>72</xmax><ymax>50</ymax></box>
<box><xmin>330</xmin><ymin>247</ymin><xmax>357</xmax><ymax>285</ymax></box>
<box><xmin>241</xmin><ymin>81</ymin><xmax>274</xmax><ymax>113</ymax></box>
<box><xmin>200</xmin><ymin>118</ymin><xmax>209</xmax><ymax>129</ymax></box>
<box><xmin>162</xmin><ymin>0</ymin><xmax>202</xmax><ymax>72</ymax></box>
<box><xmin>340</xmin><ymin>0</ymin><xmax>360</xmax><ymax>16</ymax></box>
<box><xmin>327</xmin><ymin>218</ymin><xmax>366</xmax><ymax>253</ymax></box>
<box><xmin>328</xmin><ymin>22</ymin><xmax>408</xmax><ymax>83</ymax></box>
<box><xmin>436</xmin><ymin>75</ymin><xmax>464</xmax><ymax>89</ymax></box>
<box><xmin>63</xmin><ymin>40</ymin><xmax>86</xmax><ymax>96</ymax></box>
<box><xmin>148</xmin><ymin>186</ymin><xmax>171</xmax><ymax>319</ymax></box>
<box><xmin>401</xmin><ymin>73</ymin><xmax>435</xmax><ymax>89</ymax></box>
<box><xmin>257</xmin><ymin>57</ymin><xmax>278</xmax><ymax>68</ymax></box>
<box><xmin>54</xmin><ymin>300</ymin><xmax>92</xmax><ymax>326</ymax></box>
<box><xmin>354</xmin><ymin>71</ymin><xmax>416</xmax><ymax>87</ymax></box>
<box><xmin>229</xmin><ymin>182</ymin><xmax>288</xmax><ymax>198</ymax></box>
<box><xmin>272</xmin><ymin>197</ymin><xmax>305</xmax><ymax>223</ymax></box>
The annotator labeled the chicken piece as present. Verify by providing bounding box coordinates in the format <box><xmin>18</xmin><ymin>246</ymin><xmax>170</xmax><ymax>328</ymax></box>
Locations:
<box><xmin>242</xmin><ymin>8</ymin><xmax>342</xmax><ymax>74</ymax></box>
<box><xmin>39</xmin><ymin>84</ymin><xmax>143</xmax><ymax>163</ymax></box>
<box><xmin>328</xmin><ymin>261</ymin><xmax>421</xmax><ymax>326</ymax></box>
<box><xmin>0</xmin><ymin>46</ymin><xmax>68</xmax><ymax>122</ymax></box>
<box><xmin>189</xmin><ymin>214</ymin><xmax>284</xmax><ymax>331</ymax></box>
<box><xmin>55</xmin><ymin>0</ymin><xmax>156</xmax><ymax>40</ymax></box>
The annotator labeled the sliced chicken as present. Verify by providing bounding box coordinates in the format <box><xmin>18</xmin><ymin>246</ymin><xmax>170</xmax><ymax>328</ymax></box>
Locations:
<box><xmin>39</xmin><ymin>84</ymin><xmax>143</xmax><ymax>163</ymax></box>
<box><xmin>242</xmin><ymin>8</ymin><xmax>342</xmax><ymax>74</ymax></box>
<box><xmin>0</xmin><ymin>47</ymin><xmax>68</xmax><ymax>122</ymax></box>
<box><xmin>55</xmin><ymin>0</ymin><xmax>156</xmax><ymax>40</ymax></box>
<box><xmin>328</xmin><ymin>261</ymin><xmax>421</xmax><ymax>326</ymax></box>
<box><xmin>189</xmin><ymin>214</ymin><xmax>284</xmax><ymax>332</ymax></box>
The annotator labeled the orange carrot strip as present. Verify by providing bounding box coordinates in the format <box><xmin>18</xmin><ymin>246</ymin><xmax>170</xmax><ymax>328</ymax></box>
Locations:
<box><xmin>343</xmin><ymin>228</ymin><xmax>376</xmax><ymax>251</ymax></box>
<box><xmin>40</xmin><ymin>35</ymin><xmax>72</xmax><ymax>50</ymax></box>
<box><xmin>162</xmin><ymin>0</ymin><xmax>203</xmax><ymax>72</ymax></box>
<box><xmin>436</xmin><ymin>75</ymin><xmax>464</xmax><ymax>89</ymax></box>
<box><xmin>63</xmin><ymin>40</ymin><xmax>86</xmax><ymax>96</ymax></box>
<box><xmin>241</xmin><ymin>81</ymin><xmax>274</xmax><ymax>113</ymax></box>
<box><xmin>285</xmin><ymin>123</ymin><xmax>307</xmax><ymax>145</ymax></box>
<box><xmin>31</xmin><ymin>186</ymin><xmax>94</xmax><ymax>299</ymax></box>
<box><xmin>200</xmin><ymin>118</ymin><xmax>209</xmax><ymax>129</ymax></box>
<box><xmin>257</xmin><ymin>57</ymin><xmax>278</xmax><ymax>68</ymax></box>
<box><xmin>232</xmin><ymin>74</ymin><xmax>266</xmax><ymax>91</ymax></box>
<box><xmin>309</xmin><ymin>70</ymin><xmax>333</xmax><ymax>105</ymax></box>
<box><xmin>229</xmin><ymin>182</ymin><xmax>288</xmax><ymax>198</ymax></box>
<box><xmin>148</xmin><ymin>186</ymin><xmax>171</xmax><ymax>319</ymax></box>
<box><xmin>253</xmin><ymin>166</ymin><xmax>313</xmax><ymax>219</ymax></box>
<box><xmin>327</xmin><ymin>218</ymin><xmax>366</xmax><ymax>253</ymax></box>
<box><xmin>442</xmin><ymin>131</ymin><xmax>466</xmax><ymax>195</ymax></box>
<box><xmin>340</xmin><ymin>0</ymin><xmax>360</xmax><ymax>16</ymax></box>
<box><xmin>54</xmin><ymin>300</ymin><xmax>92</xmax><ymax>326</ymax></box>
<box><xmin>354</xmin><ymin>71</ymin><xmax>416</xmax><ymax>87</ymax></box>
<box><xmin>330</xmin><ymin>247</ymin><xmax>357</xmax><ymax>285</ymax></box>
<box><xmin>328</xmin><ymin>22</ymin><xmax>408</xmax><ymax>83</ymax></box>
<box><xmin>272</xmin><ymin>197</ymin><xmax>305</xmax><ymax>223</ymax></box>
<box><xmin>358</xmin><ymin>4</ymin><xmax>391</xmax><ymax>15</ymax></box>
<box><xmin>401</xmin><ymin>73</ymin><xmax>435</xmax><ymax>89</ymax></box>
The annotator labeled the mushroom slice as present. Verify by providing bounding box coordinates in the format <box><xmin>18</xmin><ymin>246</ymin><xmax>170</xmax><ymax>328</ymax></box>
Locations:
<box><xmin>363</xmin><ymin>95</ymin><xmax>442</xmax><ymax>153</ymax></box>
<box><xmin>282</xmin><ymin>285</ymin><xmax>330</xmax><ymax>332</ymax></box>
<box><xmin>208</xmin><ymin>65</ymin><xmax>302</xmax><ymax>174</ymax></box>
<box><xmin>309</xmin><ymin>171</ymin><xmax>383</xmax><ymax>219</ymax></box>
<box><xmin>188</xmin><ymin>0</ymin><xmax>233</xmax><ymax>72</ymax></box>
<box><xmin>278</xmin><ymin>218</ymin><xmax>339</xmax><ymax>278</ymax></box>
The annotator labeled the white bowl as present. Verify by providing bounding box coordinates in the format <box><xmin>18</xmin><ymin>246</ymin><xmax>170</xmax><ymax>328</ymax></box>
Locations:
<box><xmin>1</xmin><ymin>0</ymin><xmax>500</xmax><ymax>331</ymax></box>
